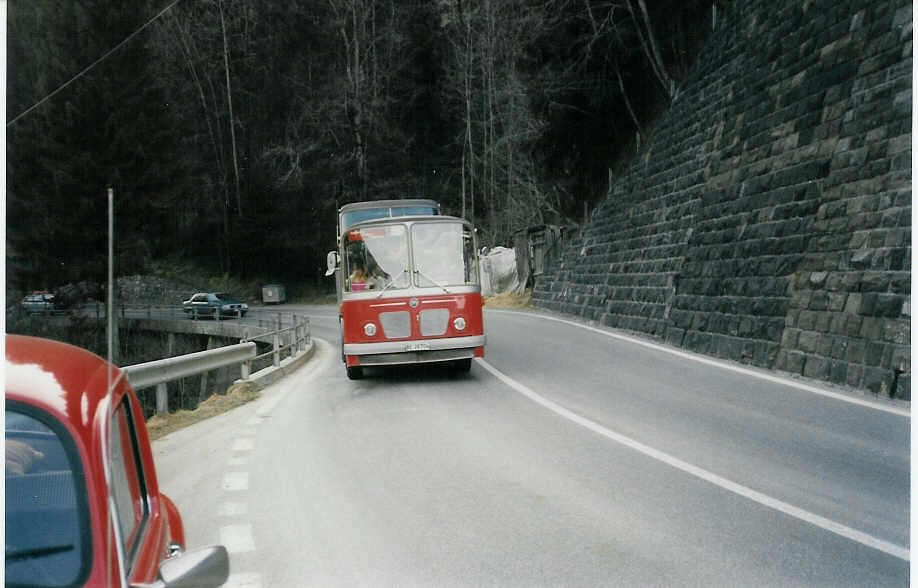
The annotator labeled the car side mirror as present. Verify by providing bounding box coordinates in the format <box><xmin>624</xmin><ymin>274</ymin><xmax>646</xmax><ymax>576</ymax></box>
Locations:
<box><xmin>132</xmin><ymin>545</ymin><xmax>229</xmax><ymax>588</ymax></box>
<box><xmin>325</xmin><ymin>250</ymin><xmax>339</xmax><ymax>276</ymax></box>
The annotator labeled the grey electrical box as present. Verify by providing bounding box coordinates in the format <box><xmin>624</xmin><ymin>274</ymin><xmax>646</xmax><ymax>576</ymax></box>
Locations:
<box><xmin>262</xmin><ymin>284</ymin><xmax>286</xmax><ymax>304</ymax></box>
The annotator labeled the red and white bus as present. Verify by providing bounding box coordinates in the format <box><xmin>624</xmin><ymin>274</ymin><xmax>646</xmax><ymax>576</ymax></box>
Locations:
<box><xmin>326</xmin><ymin>200</ymin><xmax>486</xmax><ymax>379</ymax></box>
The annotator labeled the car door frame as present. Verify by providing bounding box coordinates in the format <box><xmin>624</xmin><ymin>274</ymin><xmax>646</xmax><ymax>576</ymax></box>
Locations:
<box><xmin>101</xmin><ymin>376</ymin><xmax>181</xmax><ymax>586</ymax></box>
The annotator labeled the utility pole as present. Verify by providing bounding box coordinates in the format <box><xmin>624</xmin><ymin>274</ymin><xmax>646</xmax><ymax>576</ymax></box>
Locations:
<box><xmin>107</xmin><ymin>187</ymin><xmax>119</xmax><ymax>366</ymax></box>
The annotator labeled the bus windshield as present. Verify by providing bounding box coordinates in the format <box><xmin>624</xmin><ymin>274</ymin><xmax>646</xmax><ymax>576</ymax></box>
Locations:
<box><xmin>412</xmin><ymin>222</ymin><xmax>478</xmax><ymax>288</ymax></box>
<box><xmin>344</xmin><ymin>225</ymin><xmax>410</xmax><ymax>292</ymax></box>
<box><xmin>343</xmin><ymin>221</ymin><xmax>478</xmax><ymax>292</ymax></box>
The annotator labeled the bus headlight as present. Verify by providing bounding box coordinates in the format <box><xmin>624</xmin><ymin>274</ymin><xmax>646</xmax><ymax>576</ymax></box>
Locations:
<box><xmin>453</xmin><ymin>317</ymin><xmax>467</xmax><ymax>331</ymax></box>
<box><xmin>364</xmin><ymin>323</ymin><xmax>377</xmax><ymax>336</ymax></box>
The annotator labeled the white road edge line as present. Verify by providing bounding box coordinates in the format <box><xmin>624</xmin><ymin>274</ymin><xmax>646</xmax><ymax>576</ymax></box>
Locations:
<box><xmin>477</xmin><ymin>358</ymin><xmax>910</xmax><ymax>562</ymax></box>
<box><xmin>490</xmin><ymin>310</ymin><xmax>909</xmax><ymax>418</ymax></box>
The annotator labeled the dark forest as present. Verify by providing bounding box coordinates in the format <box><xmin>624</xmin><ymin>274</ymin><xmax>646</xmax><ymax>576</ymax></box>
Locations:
<box><xmin>7</xmin><ymin>0</ymin><xmax>714</xmax><ymax>292</ymax></box>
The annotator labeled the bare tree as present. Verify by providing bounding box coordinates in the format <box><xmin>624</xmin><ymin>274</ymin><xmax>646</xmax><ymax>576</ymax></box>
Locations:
<box><xmin>626</xmin><ymin>0</ymin><xmax>676</xmax><ymax>98</ymax></box>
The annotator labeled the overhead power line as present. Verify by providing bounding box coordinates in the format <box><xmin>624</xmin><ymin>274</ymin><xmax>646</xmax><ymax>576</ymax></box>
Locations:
<box><xmin>7</xmin><ymin>0</ymin><xmax>183</xmax><ymax>127</ymax></box>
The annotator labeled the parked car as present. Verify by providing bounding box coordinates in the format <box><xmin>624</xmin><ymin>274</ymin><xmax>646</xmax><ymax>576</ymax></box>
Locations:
<box><xmin>182</xmin><ymin>292</ymin><xmax>249</xmax><ymax>318</ymax></box>
<box><xmin>21</xmin><ymin>291</ymin><xmax>60</xmax><ymax>313</ymax></box>
<box><xmin>5</xmin><ymin>335</ymin><xmax>229</xmax><ymax>587</ymax></box>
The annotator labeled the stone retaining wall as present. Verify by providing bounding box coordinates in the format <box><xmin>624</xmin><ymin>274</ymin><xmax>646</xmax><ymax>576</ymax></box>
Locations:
<box><xmin>532</xmin><ymin>0</ymin><xmax>912</xmax><ymax>398</ymax></box>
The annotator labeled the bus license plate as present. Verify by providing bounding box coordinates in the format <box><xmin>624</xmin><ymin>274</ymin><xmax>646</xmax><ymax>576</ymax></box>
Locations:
<box><xmin>404</xmin><ymin>342</ymin><xmax>431</xmax><ymax>352</ymax></box>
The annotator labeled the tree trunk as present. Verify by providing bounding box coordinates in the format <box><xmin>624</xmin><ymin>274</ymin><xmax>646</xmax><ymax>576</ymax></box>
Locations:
<box><xmin>219</xmin><ymin>0</ymin><xmax>243</xmax><ymax>216</ymax></box>
<box><xmin>463</xmin><ymin>3</ymin><xmax>475</xmax><ymax>224</ymax></box>
<box><xmin>627</xmin><ymin>0</ymin><xmax>675</xmax><ymax>98</ymax></box>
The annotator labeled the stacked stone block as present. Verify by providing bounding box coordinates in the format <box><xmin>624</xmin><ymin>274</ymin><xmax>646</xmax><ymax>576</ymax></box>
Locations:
<box><xmin>532</xmin><ymin>0</ymin><xmax>911</xmax><ymax>398</ymax></box>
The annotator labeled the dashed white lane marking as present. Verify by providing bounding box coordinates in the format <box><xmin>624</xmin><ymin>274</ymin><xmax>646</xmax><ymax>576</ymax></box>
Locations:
<box><xmin>223</xmin><ymin>472</ymin><xmax>249</xmax><ymax>491</ymax></box>
<box><xmin>216</xmin><ymin>339</ymin><xmax>329</xmax><ymax>585</ymax></box>
<box><xmin>219</xmin><ymin>502</ymin><xmax>248</xmax><ymax>517</ymax></box>
<box><xmin>477</xmin><ymin>358</ymin><xmax>910</xmax><ymax>562</ymax></box>
<box><xmin>223</xmin><ymin>573</ymin><xmax>263</xmax><ymax>588</ymax></box>
<box><xmin>220</xmin><ymin>524</ymin><xmax>256</xmax><ymax>554</ymax></box>
<box><xmin>233</xmin><ymin>438</ymin><xmax>256</xmax><ymax>452</ymax></box>
<box><xmin>490</xmin><ymin>310</ymin><xmax>910</xmax><ymax>417</ymax></box>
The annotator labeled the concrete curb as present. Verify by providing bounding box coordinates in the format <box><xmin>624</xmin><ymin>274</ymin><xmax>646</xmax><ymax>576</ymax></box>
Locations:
<box><xmin>236</xmin><ymin>340</ymin><xmax>317</xmax><ymax>390</ymax></box>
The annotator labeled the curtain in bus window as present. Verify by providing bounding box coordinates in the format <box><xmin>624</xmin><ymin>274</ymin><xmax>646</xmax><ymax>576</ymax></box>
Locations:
<box><xmin>412</xmin><ymin>223</ymin><xmax>473</xmax><ymax>287</ymax></box>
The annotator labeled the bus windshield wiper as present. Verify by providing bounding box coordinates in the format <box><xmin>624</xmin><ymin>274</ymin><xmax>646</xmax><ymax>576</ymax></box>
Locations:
<box><xmin>6</xmin><ymin>543</ymin><xmax>75</xmax><ymax>561</ymax></box>
<box><xmin>414</xmin><ymin>269</ymin><xmax>451</xmax><ymax>294</ymax></box>
<box><xmin>376</xmin><ymin>269</ymin><xmax>409</xmax><ymax>298</ymax></box>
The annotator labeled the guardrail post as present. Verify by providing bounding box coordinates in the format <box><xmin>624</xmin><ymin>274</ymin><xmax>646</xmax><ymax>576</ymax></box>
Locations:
<box><xmin>284</xmin><ymin>327</ymin><xmax>290</xmax><ymax>360</ymax></box>
<box><xmin>305</xmin><ymin>317</ymin><xmax>311</xmax><ymax>345</ymax></box>
<box><xmin>277</xmin><ymin>313</ymin><xmax>282</xmax><ymax>330</ymax></box>
<box><xmin>273</xmin><ymin>334</ymin><xmax>280</xmax><ymax>367</ymax></box>
<box><xmin>239</xmin><ymin>331</ymin><xmax>251</xmax><ymax>379</ymax></box>
<box><xmin>295</xmin><ymin>316</ymin><xmax>302</xmax><ymax>352</ymax></box>
<box><xmin>156</xmin><ymin>383</ymin><xmax>168</xmax><ymax>415</ymax></box>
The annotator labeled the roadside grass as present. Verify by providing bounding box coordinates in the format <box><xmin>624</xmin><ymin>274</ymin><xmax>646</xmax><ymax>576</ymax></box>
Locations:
<box><xmin>286</xmin><ymin>289</ymin><xmax>338</xmax><ymax>305</ymax></box>
<box><xmin>146</xmin><ymin>380</ymin><xmax>261</xmax><ymax>441</ymax></box>
<box><xmin>485</xmin><ymin>289</ymin><xmax>533</xmax><ymax>310</ymax></box>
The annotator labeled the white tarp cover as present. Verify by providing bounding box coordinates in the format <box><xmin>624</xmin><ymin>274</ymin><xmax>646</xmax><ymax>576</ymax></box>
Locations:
<box><xmin>480</xmin><ymin>246</ymin><xmax>523</xmax><ymax>297</ymax></box>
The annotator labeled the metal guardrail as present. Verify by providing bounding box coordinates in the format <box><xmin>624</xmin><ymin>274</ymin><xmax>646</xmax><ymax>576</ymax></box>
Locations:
<box><xmin>124</xmin><ymin>343</ymin><xmax>257</xmax><ymax>390</ymax></box>
<box><xmin>123</xmin><ymin>343</ymin><xmax>256</xmax><ymax>415</ymax></box>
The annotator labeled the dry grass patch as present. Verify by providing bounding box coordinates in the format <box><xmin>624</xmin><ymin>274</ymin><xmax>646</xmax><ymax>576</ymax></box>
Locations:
<box><xmin>146</xmin><ymin>380</ymin><xmax>261</xmax><ymax>440</ymax></box>
<box><xmin>484</xmin><ymin>289</ymin><xmax>534</xmax><ymax>309</ymax></box>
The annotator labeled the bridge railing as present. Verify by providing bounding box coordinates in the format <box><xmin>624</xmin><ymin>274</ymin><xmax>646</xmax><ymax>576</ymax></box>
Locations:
<box><xmin>239</xmin><ymin>316</ymin><xmax>311</xmax><ymax>379</ymax></box>
<box><xmin>82</xmin><ymin>302</ymin><xmax>299</xmax><ymax>325</ymax></box>
<box><xmin>123</xmin><ymin>314</ymin><xmax>311</xmax><ymax>415</ymax></box>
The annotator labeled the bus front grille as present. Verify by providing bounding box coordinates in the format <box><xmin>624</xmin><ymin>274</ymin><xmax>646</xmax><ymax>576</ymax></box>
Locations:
<box><xmin>379</xmin><ymin>311</ymin><xmax>411</xmax><ymax>338</ymax></box>
<box><xmin>419</xmin><ymin>309</ymin><xmax>449</xmax><ymax>336</ymax></box>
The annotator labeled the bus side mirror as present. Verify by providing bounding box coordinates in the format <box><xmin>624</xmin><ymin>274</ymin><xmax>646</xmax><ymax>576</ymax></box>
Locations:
<box><xmin>325</xmin><ymin>251</ymin><xmax>339</xmax><ymax>277</ymax></box>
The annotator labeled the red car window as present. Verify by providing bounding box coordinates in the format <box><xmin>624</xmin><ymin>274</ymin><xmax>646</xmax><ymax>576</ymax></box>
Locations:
<box><xmin>5</xmin><ymin>403</ymin><xmax>92</xmax><ymax>587</ymax></box>
<box><xmin>110</xmin><ymin>398</ymin><xmax>150</xmax><ymax>563</ymax></box>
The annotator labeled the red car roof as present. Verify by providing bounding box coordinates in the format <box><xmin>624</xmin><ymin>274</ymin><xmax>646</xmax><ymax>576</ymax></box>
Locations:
<box><xmin>5</xmin><ymin>334</ymin><xmax>123</xmax><ymax>442</ymax></box>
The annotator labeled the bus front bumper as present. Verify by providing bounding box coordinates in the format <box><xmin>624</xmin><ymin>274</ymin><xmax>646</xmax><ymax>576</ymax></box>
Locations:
<box><xmin>343</xmin><ymin>335</ymin><xmax>486</xmax><ymax>366</ymax></box>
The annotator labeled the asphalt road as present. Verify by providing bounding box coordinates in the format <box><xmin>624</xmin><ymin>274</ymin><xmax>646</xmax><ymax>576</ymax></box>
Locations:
<box><xmin>154</xmin><ymin>306</ymin><xmax>910</xmax><ymax>587</ymax></box>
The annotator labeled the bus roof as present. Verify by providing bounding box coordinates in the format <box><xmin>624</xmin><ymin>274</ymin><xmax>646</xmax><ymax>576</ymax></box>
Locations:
<box><xmin>338</xmin><ymin>199</ymin><xmax>439</xmax><ymax>213</ymax></box>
